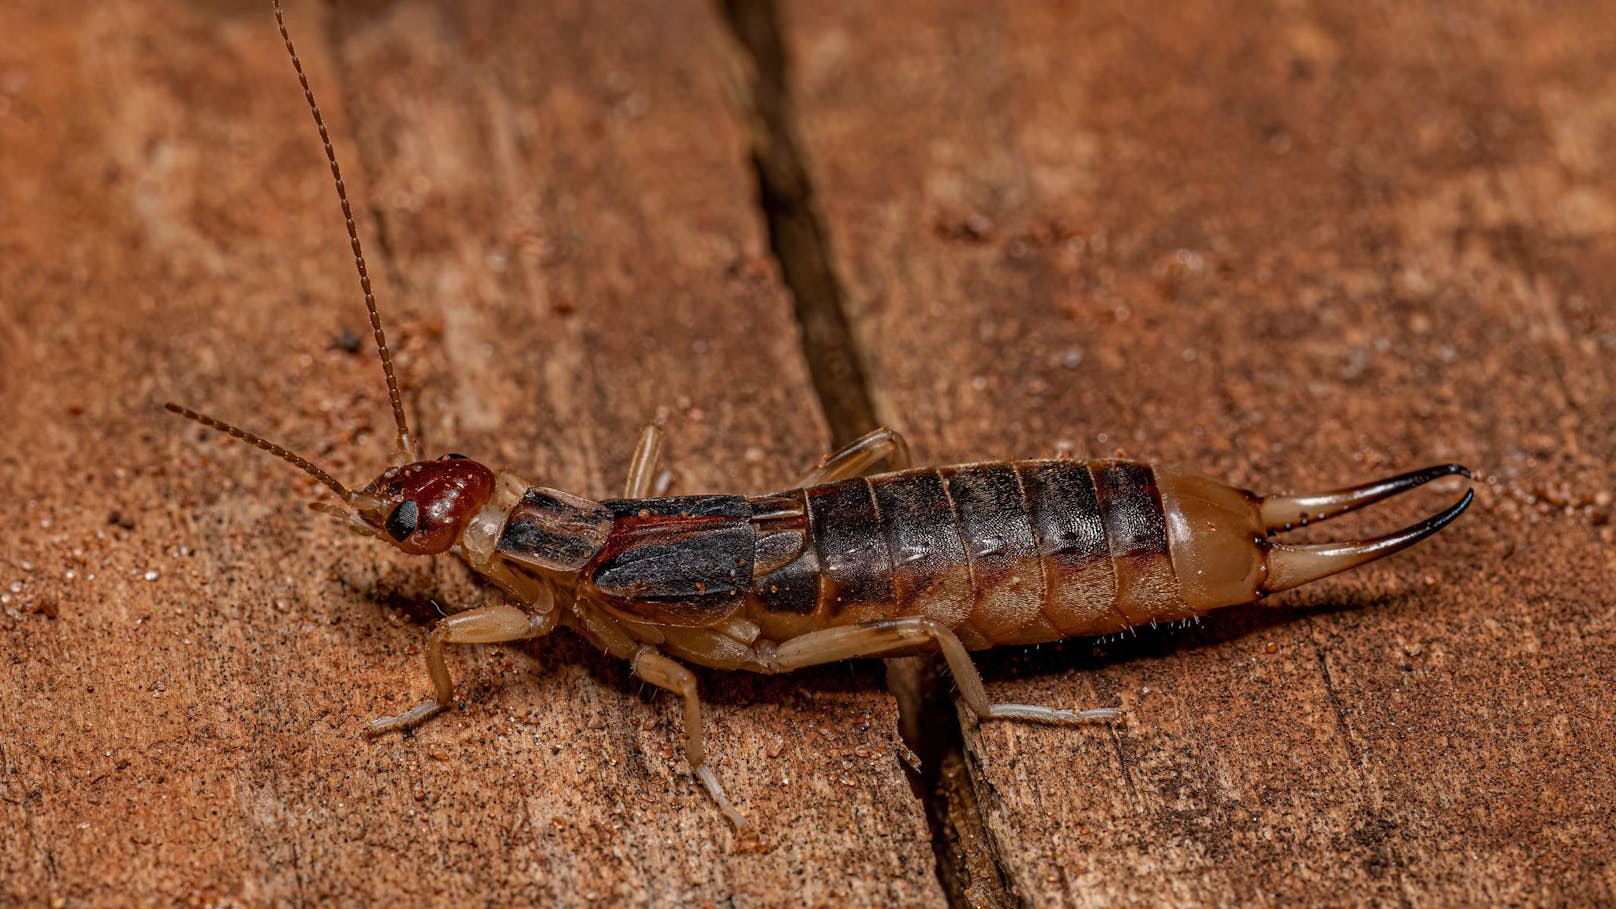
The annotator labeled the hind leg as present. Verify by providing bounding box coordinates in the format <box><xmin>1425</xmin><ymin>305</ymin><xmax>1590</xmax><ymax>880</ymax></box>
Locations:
<box><xmin>770</xmin><ymin>617</ymin><xmax>1119</xmax><ymax>725</ymax></box>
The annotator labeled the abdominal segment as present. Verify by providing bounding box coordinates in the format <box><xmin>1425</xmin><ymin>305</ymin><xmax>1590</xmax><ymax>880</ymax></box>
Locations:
<box><xmin>746</xmin><ymin>460</ymin><xmax>1194</xmax><ymax>648</ymax></box>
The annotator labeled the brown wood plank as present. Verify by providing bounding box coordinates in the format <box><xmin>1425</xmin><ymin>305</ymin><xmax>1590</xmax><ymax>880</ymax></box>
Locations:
<box><xmin>0</xmin><ymin>1</ymin><xmax>941</xmax><ymax>904</ymax></box>
<box><xmin>786</xmin><ymin>0</ymin><xmax>1616</xmax><ymax>905</ymax></box>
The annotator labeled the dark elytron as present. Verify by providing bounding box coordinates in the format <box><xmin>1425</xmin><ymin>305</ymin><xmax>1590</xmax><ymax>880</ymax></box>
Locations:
<box><xmin>581</xmin><ymin>495</ymin><xmax>755</xmax><ymax>626</ymax></box>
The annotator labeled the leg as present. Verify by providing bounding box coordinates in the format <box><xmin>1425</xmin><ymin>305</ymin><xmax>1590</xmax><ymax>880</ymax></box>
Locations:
<box><xmin>796</xmin><ymin>426</ymin><xmax>913</xmax><ymax>487</ymax></box>
<box><xmin>631</xmin><ymin>646</ymin><xmax>758</xmax><ymax>846</ymax></box>
<box><xmin>623</xmin><ymin>423</ymin><xmax>665</xmax><ymax>498</ymax></box>
<box><xmin>771</xmin><ymin>617</ymin><xmax>1120</xmax><ymax>724</ymax></box>
<box><xmin>367</xmin><ymin>604</ymin><xmax>555</xmax><ymax>736</ymax></box>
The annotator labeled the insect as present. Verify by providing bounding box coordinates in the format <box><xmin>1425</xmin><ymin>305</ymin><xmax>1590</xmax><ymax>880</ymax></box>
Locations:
<box><xmin>168</xmin><ymin>1</ymin><xmax>1474</xmax><ymax>844</ymax></box>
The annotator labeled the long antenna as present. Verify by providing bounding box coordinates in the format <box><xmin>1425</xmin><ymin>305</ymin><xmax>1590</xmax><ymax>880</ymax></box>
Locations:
<box><xmin>166</xmin><ymin>403</ymin><xmax>354</xmax><ymax>502</ymax></box>
<box><xmin>273</xmin><ymin>0</ymin><xmax>418</xmax><ymax>461</ymax></box>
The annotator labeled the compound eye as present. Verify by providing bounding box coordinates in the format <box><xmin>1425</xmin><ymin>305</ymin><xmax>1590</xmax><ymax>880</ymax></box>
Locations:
<box><xmin>385</xmin><ymin>499</ymin><xmax>419</xmax><ymax>542</ymax></box>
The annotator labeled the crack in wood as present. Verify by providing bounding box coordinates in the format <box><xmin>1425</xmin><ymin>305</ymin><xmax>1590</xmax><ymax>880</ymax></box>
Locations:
<box><xmin>715</xmin><ymin>2</ymin><xmax>1004</xmax><ymax>905</ymax></box>
<box><xmin>716</xmin><ymin>0</ymin><xmax>877</xmax><ymax>448</ymax></box>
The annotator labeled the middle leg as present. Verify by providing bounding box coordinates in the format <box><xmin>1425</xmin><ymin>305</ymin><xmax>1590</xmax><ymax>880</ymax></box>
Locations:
<box><xmin>796</xmin><ymin>426</ymin><xmax>913</xmax><ymax>487</ymax></box>
<box><xmin>631</xmin><ymin>646</ymin><xmax>758</xmax><ymax>845</ymax></box>
<box><xmin>623</xmin><ymin>423</ymin><xmax>668</xmax><ymax>498</ymax></box>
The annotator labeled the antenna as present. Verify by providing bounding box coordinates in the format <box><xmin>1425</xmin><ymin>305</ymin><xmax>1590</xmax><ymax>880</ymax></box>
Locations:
<box><xmin>273</xmin><ymin>0</ymin><xmax>418</xmax><ymax>461</ymax></box>
<box><xmin>166</xmin><ymin>403</ymin><xmax>354</xmax><ymax>502</ymax></box>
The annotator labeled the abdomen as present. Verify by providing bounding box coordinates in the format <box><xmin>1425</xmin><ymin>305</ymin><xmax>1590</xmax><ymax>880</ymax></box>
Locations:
<box><xmin>746</xmin><ymin>460</ymin><xmax>1197</xmax><ymax>648</ymax></box>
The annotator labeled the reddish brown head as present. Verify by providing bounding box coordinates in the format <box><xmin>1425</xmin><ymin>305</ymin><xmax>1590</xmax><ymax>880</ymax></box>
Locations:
<box><xmin>168</xmin><ymin>5</ymin><xmax>515</xmax><ymax>560</ymax></box>
<box><xmin>164</xmin><ymin>403</ymin><xmax>496</xmax><ymax>557</ymax></box>
<box><xmin>359</xmin><ymin>455</ymin><xmax>496</xmax><ymax>555</ymax></box>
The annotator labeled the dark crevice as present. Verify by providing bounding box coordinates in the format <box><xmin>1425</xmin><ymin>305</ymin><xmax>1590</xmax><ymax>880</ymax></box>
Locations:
<box><xmin>896</xmin><ymin>659</ymin><xmax>1019</xmax><ymax>909</ymax></box>
<box><xmin>716</xmin><ymin>3</ymin><xmax>1009</xmax><ymax>906</ymax></box>
<box><xmin>717</xmin><ymin>0</ymin><xmax>876</xmax><ymax>447</ymax></box>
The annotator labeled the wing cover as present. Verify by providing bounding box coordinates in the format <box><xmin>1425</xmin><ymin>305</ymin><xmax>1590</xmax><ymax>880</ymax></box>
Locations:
<box><xmin>583</xmin><ymin>495</ymin><xmax>755</xmax><ymax>626</ymax></box>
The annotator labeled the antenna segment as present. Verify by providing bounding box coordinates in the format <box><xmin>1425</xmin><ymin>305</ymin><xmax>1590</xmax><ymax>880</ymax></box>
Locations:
<box><xmin>165</xmin><ymin>402</ymin><xmax>354</xmax><ymax>501</ymax></box>
<box><xmin>273</xmin><ymin>0</ymin><xmax>418</xmax><ymax>461</ymax></box>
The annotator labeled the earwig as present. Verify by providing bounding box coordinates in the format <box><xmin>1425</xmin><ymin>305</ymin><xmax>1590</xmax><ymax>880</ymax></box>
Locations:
<box><xmin>168</xmin><ymin>1</ymin><xmax>1474</xmax><ymax>845</ymax></box>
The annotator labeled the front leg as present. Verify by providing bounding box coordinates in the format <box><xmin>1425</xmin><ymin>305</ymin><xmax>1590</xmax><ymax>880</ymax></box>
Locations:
<box><xmin>367</xmin><ymin>603</ymin><xmax>556</xmax><ymax>736</ymax></box>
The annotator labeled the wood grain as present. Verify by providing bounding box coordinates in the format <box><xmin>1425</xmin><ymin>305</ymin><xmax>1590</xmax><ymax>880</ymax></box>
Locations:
<box><xmin>783</xmin><ymin>0</ymin><xmax>1616</xmax><ymax>905</ymax></box>
<box><xmin>6</xmin><ymin>0</ymin><xmax>1614</xmax><ymax>906</ymax></box>
<box><xmin>0</xmin><ymin>1</ymin><xmax>938</xmax><ymax>905</ymax></box>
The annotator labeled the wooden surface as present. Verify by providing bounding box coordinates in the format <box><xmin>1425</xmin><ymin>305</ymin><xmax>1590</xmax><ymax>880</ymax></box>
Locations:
<box><xmin>784</xmin><ymin>2</ymin><xmax>1616</xmax><ymax>906</ymax></box>
<box><xmin>0</xmin><ymin>1</ymin><xmax>936</xmax><ymax>905</ymax></box>
<box><xmin>2</xmin><ymin>1</ymin><xmax>1612</xmax><ymax>906</ymax></box>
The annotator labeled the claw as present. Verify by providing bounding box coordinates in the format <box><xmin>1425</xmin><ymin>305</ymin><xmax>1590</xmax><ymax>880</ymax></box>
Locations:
<box><xmin>1259</xmin><ymin>463</ymin><xmax>1471</xmax><ymax>533</ymax></box>
<box><xmin>1263</xmin><ymin>465</ymin><xmax>1474</xmax><ymax>594</ymax></box>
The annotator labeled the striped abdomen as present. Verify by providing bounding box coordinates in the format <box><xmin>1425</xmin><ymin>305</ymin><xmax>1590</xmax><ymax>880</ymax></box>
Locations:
<box><xmin>746</xmin><ymin>460</ymin><xmax>1201</xmax><ymax>649</ymax></box>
